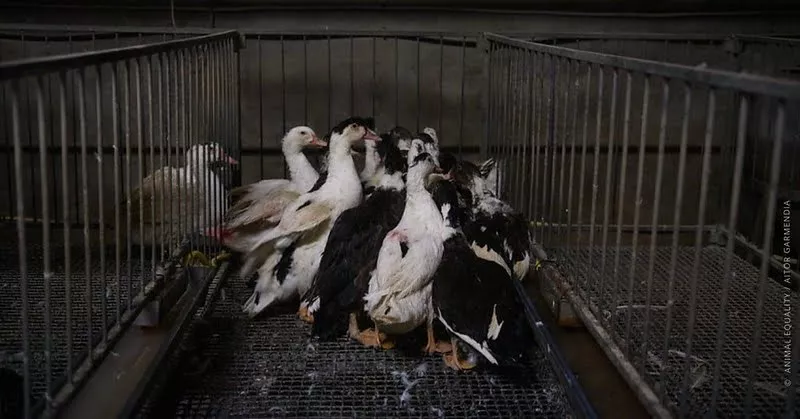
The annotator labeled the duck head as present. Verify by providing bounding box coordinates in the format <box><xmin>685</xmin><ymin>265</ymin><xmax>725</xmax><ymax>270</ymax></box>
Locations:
<box><xmin>282</xmin><ymin>126</ymin><xmax>326</xmax><ymax>154</ymax></box>
<box><xmin>186</xmin><ymin>142</ymin><xmax>238</xmax><ymax>167</ymax></box>
<box><xmin>407</xmin><ymin>151</ymin><xmax>443</xmax><ymax>189</ymax></box>
<box><xmin>377</xmin><ymin>135</ymin><xmax>407</xmax><ymax>175</ymax></box>
<box><xmin>417</xmin><ymin>132</ymin><xmax>440</xmax><ymax>166</ymax></box>
<box><xmin>328</xmin><ymin>116</ymin><xmax>380</xmax><ymax>154</ymax></box>
<box><xmin>389</xmin><ymin>126</ymin><xmax>413</xmax><ymax>152</ymax></box>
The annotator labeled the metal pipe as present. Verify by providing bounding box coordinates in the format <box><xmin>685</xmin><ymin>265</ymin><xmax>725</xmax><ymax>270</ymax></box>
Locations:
<box><xmin>10</xmin><ymin>80</ymin><xmax>31</xmax><ymax>419</ymax></box>
<box><xmin>58</xmin><ymin>70</ymin><xmax>75</xmax><ymax>382</ymax></box>
<box><xmin>597</xmin><ymin>68</ymin><xmax>618</xmax><ymax>312</ymax></box>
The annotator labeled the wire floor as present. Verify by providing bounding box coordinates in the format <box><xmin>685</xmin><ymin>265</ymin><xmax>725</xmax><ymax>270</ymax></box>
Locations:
<box><xmin>0</xmin><ymin>224</ymin><xmax>157</xmax><ymax>407</ymax></box>
<box><xmin>549</xmin><ymin>245</ymin><xmax>797</xmax><ymax>418</ymax></box>
<box><xmin>137</xmin><ymin>271</ymin><xmax>577</xmax><ymax>418</ymax></box>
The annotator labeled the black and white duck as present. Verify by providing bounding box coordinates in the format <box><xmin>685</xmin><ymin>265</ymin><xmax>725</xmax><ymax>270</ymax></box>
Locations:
<box><xmin>428</xmin><ymin>179</ymin><xmax>535</xmax><ymax>370</ymax></box>
<box><xmin>215</xmin><ymin>126</ymin><xmax>325</xmax><ymax>253</ymax></box>
<box><xmin>298</xmin><ymin>134</ymin><xmax>407</xmax><ymax>342</ymax></box>
<box><xmin>362</xmin><ymin>147</ymin><xmax>454</xmax><ymax>352</ymax></box>
<box><xmin>241</xmin><ymin>117</ymin><xmax>378</xmax><ymax>317</ymax></box>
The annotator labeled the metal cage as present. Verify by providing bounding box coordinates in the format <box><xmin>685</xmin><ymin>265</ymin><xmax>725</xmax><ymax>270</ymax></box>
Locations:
<box><xmin>0</xmin><ymin>30</ymin><xmax>241</xmax><ymax>416</ymax></box>
<box><xmin>483</xmin><ymin>33</ymin><xmax>799</xmax><ymax>418</ymax></box>
<box><xmin>1</xmin><ymin>24</ymin><xmax>799</xmax><ymax>419</ymax></box>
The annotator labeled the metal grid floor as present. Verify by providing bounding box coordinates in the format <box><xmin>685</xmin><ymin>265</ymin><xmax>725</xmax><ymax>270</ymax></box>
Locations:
<box><xmin>0</xmin><ymin>224</ymin><xmax>156</xmax><ymax>407</ymax></box>
<box><xmin>137</xmin><ymin>271</ymin><xmax>577</xmax><ymax>418</ymax></box>
<box><xmin>549</xmin><ymin>245</ymin><xmax>797</xmax><ymax>418</ymax></box>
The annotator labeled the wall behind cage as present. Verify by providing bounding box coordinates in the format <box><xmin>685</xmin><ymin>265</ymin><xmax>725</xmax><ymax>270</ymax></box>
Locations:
<box><xmin>236</xmin><ymin>35</ymin><xmax>485</xmax><ymax>184</ymax></box>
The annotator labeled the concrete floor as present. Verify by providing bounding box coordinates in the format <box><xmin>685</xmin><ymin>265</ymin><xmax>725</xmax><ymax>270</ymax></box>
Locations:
<box><xmin>525</xmin><ymin>277</ymin><xmax>652</xmax><ymax>419</ymax></box>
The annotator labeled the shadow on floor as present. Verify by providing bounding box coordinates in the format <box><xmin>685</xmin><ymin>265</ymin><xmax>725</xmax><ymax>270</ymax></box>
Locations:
<box><xmin>525</xmin><ymin>277</ymin><xmax>652</xmax><ymax>419</ymax></box>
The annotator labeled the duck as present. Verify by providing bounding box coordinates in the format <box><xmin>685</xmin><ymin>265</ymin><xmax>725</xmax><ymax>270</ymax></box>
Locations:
<box><xmin>391</xmin><ymin>126</ymin><xmax>415</xmax><ymax>160</ymax></box>
<box><xmin>428</xmin><ymin>179</ymin><xmax>535</xmax><ymax>370</ymax></box>
<box><xmin>213</xmin><ymin>127</ymin><xmax>325</xmax><ymax>253</ymax></box>
<box><xmin>119</xmin><ymin>142</ymin><xmax>238</xmax><ymax>266</ymax></box>
<box><xmin>241</xmin><ymin>117</ymin><xmax>379</xmax><ymax>317</ymax></box>
<box><xmin>362</xmin><ymin>148</ymin><xmax>454</xmax><ymax>352</ymax></box>
<box><xmin>298</xmin><ymin>133</ymin><xmax>407</xmax><ymax>344</ymax></box>
<box><xmin>437</xmin><ymin>154</ymin><xmax>532</xmax><ymax>282</ymax></box>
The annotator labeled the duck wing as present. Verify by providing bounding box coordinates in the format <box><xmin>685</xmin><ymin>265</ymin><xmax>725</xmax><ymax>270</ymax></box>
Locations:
<box><xmin>229</xmin><ymin>178</ymin><xmax>291</xmax><ymax>206</ymax></box>
<box><xmin>240</xmin><ymin>196</ymin><xmax>333</xmax><ymax>277</ymax></box>
<box><xmin>307</xmin><ymin>190</ymin><xmax>405</xmax><ymax>340</ymax></box>
<box><xmin>432</xmin><ymin>236</ymin><xmax>533</xmax><ymax>365</ymax></box>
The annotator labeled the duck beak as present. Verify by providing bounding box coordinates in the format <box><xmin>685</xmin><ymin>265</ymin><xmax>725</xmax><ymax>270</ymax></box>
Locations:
<box><xmin>433</xmin><ymin>166</ymin><xmax>444</xmax><ymax>174</ymax></box>
<box><xmin>310</xmin><ymin>135</ymin><xmax>327</xmax><ymax>148</ymax></box>
<box><xmin>363</xmin><ymin>129</ymin><xmax>381</xmax><ymax>142</ymax></box>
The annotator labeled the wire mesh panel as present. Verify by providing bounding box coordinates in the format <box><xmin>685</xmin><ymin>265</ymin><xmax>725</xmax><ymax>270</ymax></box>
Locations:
<box><xmin>483</xmin><ymin>33</ymin><xmax>800</xmax><ymax>418</ymax></box>
<box><xmin>0</xmin><ymin>31</ymin><xmax>241</xmax><ymax>417</ymax></box>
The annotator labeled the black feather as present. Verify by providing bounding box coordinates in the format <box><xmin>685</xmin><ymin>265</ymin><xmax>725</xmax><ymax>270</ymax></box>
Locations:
<box><xmin>388</xmin><ymin>126</ymin><xmax>413</xmax><ymax>143</ymax></box>
<box><xmin>308</xmin><ymin>170</ymin><xmax>327</xmax><ymax>193</ymax></box>
<box><xmin>399</xmin><ymin>242</ymin><xmax>409</xmax><ymax>258</ymax></box>
<box><xmin>330</xmin><ymin>116</ymin><xmax>375</xmax><ymax>135</ymax></box>
<box><xmin>306</xmin><ymin>188</ymin><xmax>406</xmax><ymax>341</ymax></box>
<box><xmin>297</xmin><ymin>200</ymin><xmax>312</xmax><ymax>211</ymax></box>
<box><xmin>417</xmin><ymin>132</ymin><xmax>436</xmax><ymax>144</ymax></box>
<box><xmin>273</xmin><ymin>241</ymin><xmax>297</xmax><ymax>285</ymax></box>
<box><xmin>376</xmin><ymin>138</ymin><xmax>407</xmax><ymax>175</ymax></box>
<box><xmin>411</xmin><ymin>152</ymin><xmax>432</xmax><ymax>166</ymax></box>
<box><xmin>432</xmin><ymin>235</ymin><xmax>534</xmax><ymax>365</ymax></box>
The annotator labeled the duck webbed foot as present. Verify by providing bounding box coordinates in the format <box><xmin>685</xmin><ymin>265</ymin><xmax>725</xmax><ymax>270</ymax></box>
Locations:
<box><xmin>442</xmin><ymin>338</ymin><xmax>477</xmax><ymax>371</ymax></box>
<box><xmin>423</xmin><ymin>321</ymin><xmax>452</xmax><ymax>354</ymax></box>
<box><xmin>297</xmin><ymin>305</ymin><xmax>315</xmax><ymax>324</ymax></box>
<box><xmin>348</xmin><ymin>313</ymin><xmax>395</xmax><ymax>349</ymax></box>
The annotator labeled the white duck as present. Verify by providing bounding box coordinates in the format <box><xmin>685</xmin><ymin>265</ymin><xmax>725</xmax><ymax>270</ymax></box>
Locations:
<box><xmin>214</xmin><ymin>127</ymin><xmax>325</xmax><ymax>252</ymax></box>
<box><xmin>241</xmin><ymin>117</ymin><xmax>379</xmax><ymax>317</ymax></box>
<box><xmin>120</xmin><ymin>142</ymin><xmax>237</xmax><ymax>265</ymax></box>
<box><xmin>362</xmin><ymin>144</ymin><xmax>454</xmax><ymax>350</ymax></box>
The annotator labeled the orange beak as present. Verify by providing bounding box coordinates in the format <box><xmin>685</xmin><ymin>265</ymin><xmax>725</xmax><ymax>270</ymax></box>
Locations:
<box><xmin>309</xmin><ymin>135</ymin><xmax>328</xmax><ymax>148</ymax></box>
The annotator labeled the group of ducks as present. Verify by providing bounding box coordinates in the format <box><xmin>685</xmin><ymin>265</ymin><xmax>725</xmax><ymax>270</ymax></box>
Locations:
<box><xmin>208</xmin><ymin>116</ymin><xmax>536</xmax><ymax>370</ymax></box>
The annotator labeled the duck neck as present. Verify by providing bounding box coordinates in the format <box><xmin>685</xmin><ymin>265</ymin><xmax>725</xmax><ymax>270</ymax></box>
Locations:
<box><xmin>283</xmin><ymin>146</ymin><xmax>318</xmax><ymax>190</ymax></box>
<box><xmin>319</xmin><ymin>138</ymin><xmax>360</xmax><ymax>196</ymax></box>
<box><xmin>359</xmin><ymin>141</ymin><xmax>380</xmax><ymax>182</ymax></box>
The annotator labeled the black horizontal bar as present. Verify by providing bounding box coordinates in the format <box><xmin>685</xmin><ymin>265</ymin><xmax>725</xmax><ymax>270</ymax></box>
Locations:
<box><xmin>485</xmin><ymin>32</ymin><xmax>800</xmax><ymax>100</ymax></box>
<box><xmin>0</xmin><ymin>30</ymin><xmax>242</xmax><ymax>81</ymax></box>
<box><xmin>0</xmin><ymin>144</ymin><xmax>483</xmax><ymax>157</ymax></box>
<box><xmin>3</xmin><ymin>24</ymin><xmax>799</xmax><ymax>43</ymax></box>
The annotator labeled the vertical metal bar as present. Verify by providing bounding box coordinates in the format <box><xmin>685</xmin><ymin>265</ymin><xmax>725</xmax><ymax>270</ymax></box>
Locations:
<box><xmin>587</xmin><ymin>65</ymin><xmax>605</xmax><ymax>289</ymax></box>
<box><xmin>157</xmin><ymin>53</ymin><xmax>165</xmax><ymax>263</ymax></box>
<box><xmin>33</xmin><ymin>75</ymin><xmax>54</xmax><ymax>409</ymax></box>
<box><xmin>687</xmin><ymin>91</ymin><xmax>726</xmax><ymax>416</ymax></box>
<box><xmin>185</xmin><ymin>49</ymin><xmax>194</xmax><ymax>256</ymax></box>
<box><xmin>23</xmin><ymin>37</ymin><xmax>38</xmax><ymax>224</ymax></box>
<box><xmin>555</xmin><ymin>58</ymin><xmax>572</xmax><ymax>243</ymax></box>
<box><xmin>147</xmin><ymin>56</ymin><xmax>156</xmax><ymax>277</ymax></box>
<box><xmin>76</xmin><ymin>69</ymin><xmax>93</xmax><ymax>367</ymax></box>
<box><xmin>164</xmin><ymin>52</ymin><xmax>174</xmax><ymax>258</ymax></box>
<box><xmin>351</xmin><ymin>36</ymin><xmax>355</xmax><ymax>116</ymax></box>
<box><xmin>177</xmin><ymin>50</ymin><xmax>186</xmax><ymax>256</ymax></box>
<box><xmin>519</xmin><ymin>50</ymin><xmax>532</xmax><ymax>213</ymax></box>
<box><xmin>395</xmin><ymin>37</ymin><xmax>400</xmax><ymax>126</ymax></box>
<box><xmin>416</xmin><ymin>36</ymin><xmax>421</xmax><ymax>131</ymax></box>
<box><xmin>741</xmin><ymin>99</ymin><xmax>784</xmax><ymax>417</ymax></box>
<box><xmin>565</xmin><ymin>60</ymin><xmax>581</xmax><ymax>252</ymax></box>
<box><xmin>526</xmin><ymin>48</ymin><xmax>537</xmax><ymax>216</ymax></box>
<box><xmin>372</xmin><ymin>37</ymin><xmax>377</xmax><ymax>119</ymax></box>
<box><xmin>483</xmin><ymin>39</ymin><xmax>494</xmax><ymax>166</ymax></box>
<box><xmin>327</xmin><ymin>35</ymin><xmax>332</xmax><ymax>127</ymax></box>
<box><xmin>575</xmin><ymin>62</ymin><xmax>592</xmax><ymax>249</ymax></box>
<box><xmin>280</xmin><ymin>36</ymin><xmax>286</xmax><ymax>176</ymax></box>
<box><xmin>609</xmin><ymin>70</ymin><xmax>632</xmax><ymax>327</ymax></box>
<box><xmin>641</xmin><ymin>80</ymin><xmax>669</xmax><ymax>375</ymax></box>
<box><xmin>530</xmin><ymin>51</ymin><xmax>543</xmax><ymax>237</ymax></box>
<box><xmin>10</xmin><ymin>79</ymin><xmax>31</xmax><ymax>419</ymax></box>
<box><xmin>94</xmin><ymin>65</ymin><xmax>107</xmax><ymax>344</ymax></box>
<box><xmin>305</xmin><ymin>36</ymin><xmax>310</xmax><ymax>123</ymax></box>
<box><xmin>660</xmin><ymin>83</ymin><xmax>692</xmax><ymax>388</ymax></box>
<box><xmin>134</xmin><ymin>58</ymin><xmax>145</xmax><ymax>292</ymax></box>
<box><xmin>625</xmin><ymin>76</ymin><xmax>650</xmax><ymax>356</ymax></box>
<box><xmin>111</xmin><ymin>64</ymin><xmax>121</xmax><ymax>326</ymax></box>
<box><xmin>438</xmin><ymin>35</ymin><xmax>444</xmax><ymax>138</ymax></box>
<box><xmin>597</xmin><ymin>68</ymin><xmax>619</xmax><ymax>310</ymax></box>
<box><xmin>513</xmin><ymin>49</ymin><xmax>525</xmax><ymax>210</ymax></box>
<box><xmin>500</xmin><ymin>48</ymin><xmax>512</xmax><ymax>201</ymax></box>
<box><xmin>257</xmin><ymin>36</ymin><xmax>263</xmax><ymax>178</ymax></box>
<box><xmin>123</xmin><ymin>60</ymin><xmax>132</xmax><ymax>311</ymax></box>
<box><xmin>236</xmin><ymin>39</ymin><xmax>243</xmax><ymax>189</ymax></box>
<box><xmin>544</xmin><ymin>54</ymin><xmax>558</xmax><ymax>243</ymax></box>
<box><xmin>458</xmin><ymin>36</ymin><xmax>467</xmax><ymax>157</ymax></box>
<box><xmin>58</xmin><ymin>71</ymin><xmax>74</xmax><ymax>381</ymax></box>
